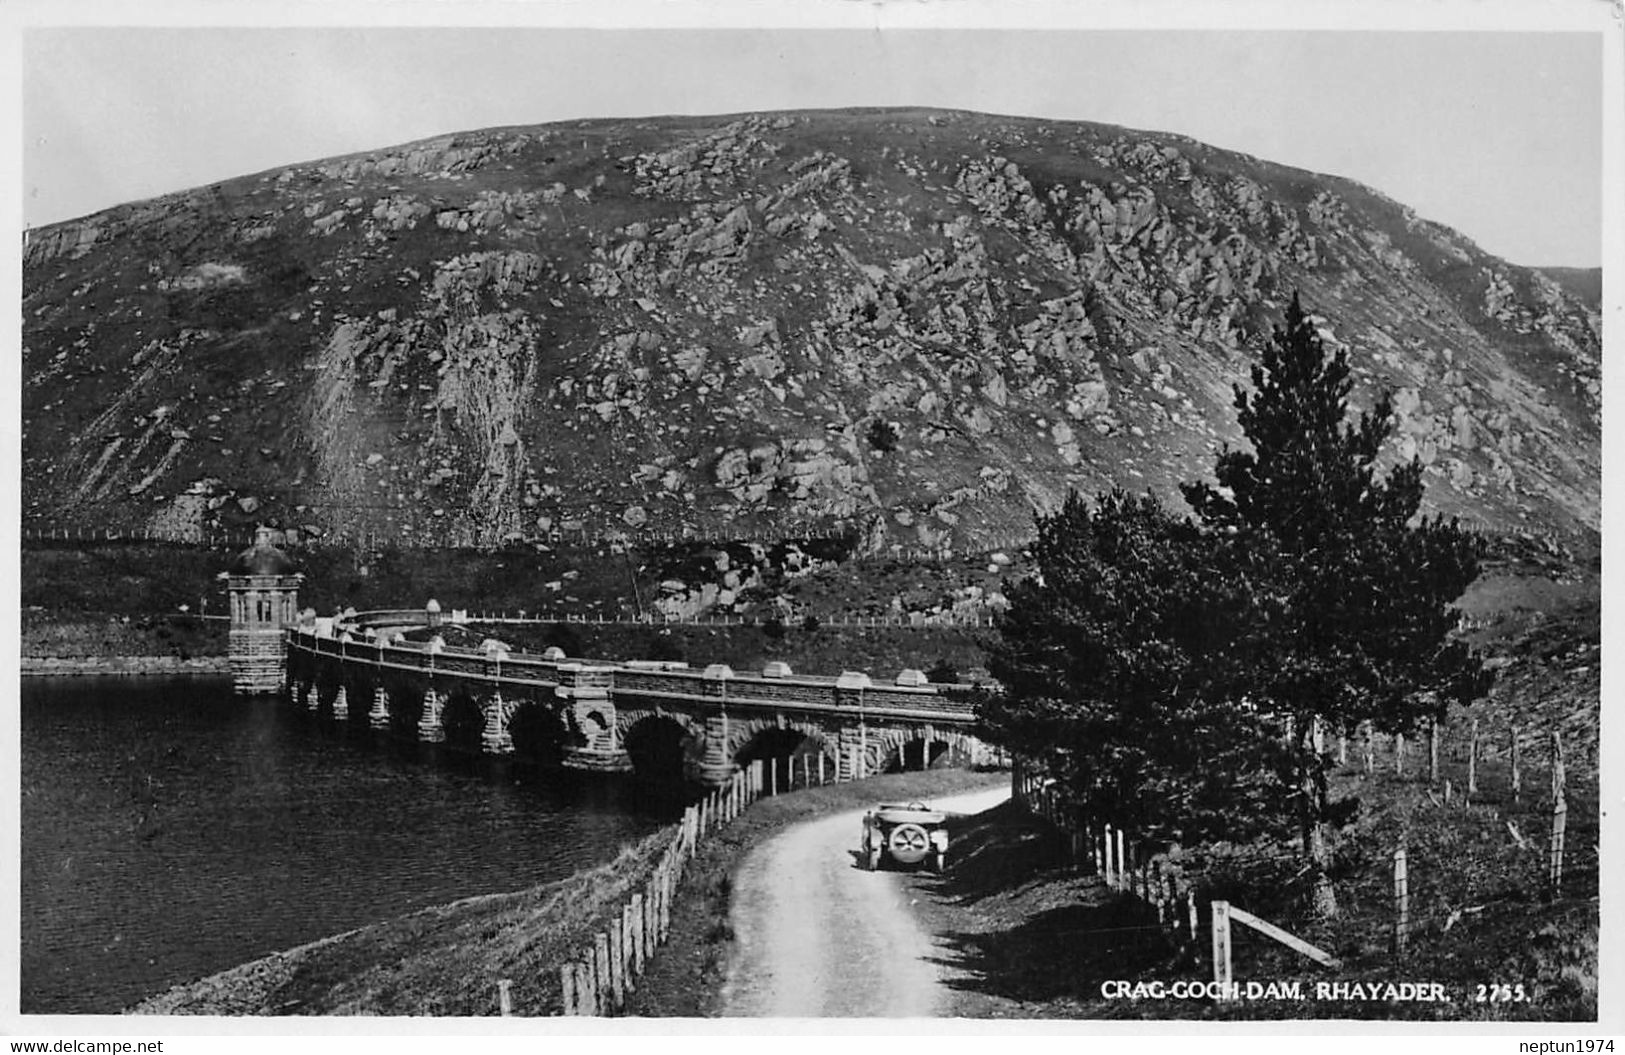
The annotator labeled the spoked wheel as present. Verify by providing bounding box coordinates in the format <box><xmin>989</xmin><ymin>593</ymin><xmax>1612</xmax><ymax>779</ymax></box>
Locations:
<box><xmin>888</xmin><ymin>823</ymin><xmax>931</xmax><ymax>864</ymax></box>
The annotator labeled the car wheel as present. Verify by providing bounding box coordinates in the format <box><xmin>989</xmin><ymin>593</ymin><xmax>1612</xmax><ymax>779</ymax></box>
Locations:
<box><xmin>888</xmin><ymin>823</ymin><xmax>930</xmax><ymax>864</ymax></box>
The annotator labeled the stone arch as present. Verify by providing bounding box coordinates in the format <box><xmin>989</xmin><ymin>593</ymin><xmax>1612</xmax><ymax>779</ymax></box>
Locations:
<box><xmin>870</xmin><ymin>724</ymin><xmax>982</xmax><ymax>775</ymax></box>
<box><xmin>379</xmin><ymin>672</ymin><xmax>425</xmax><ymax>738</ymax></box>
<box><xmin>440</xmin><ymin>684</ymin><xmax>487</xmax><ymax>754</ymax></box>
<box><xmin>507</xmin><ymin>693</ymin><xmax>569</xmax><ymax>766</ymax></box>
<box><xmin>615</xmin><ymin>707</ymin><xmax>705</xmax><ymax>746</ymax></box>
<box><xmin>339</xmin><ymin>667</ymin><xmax>378</xmax><ymax>730</ymax></box>
<box><xmin>620</xmin><ymin>710</ymin><xmax>705</xmax><ymax>786</ymax></box>
<box><xmin>728</xmin><ymin>715</ymin><xmax>840</xmax><ymax>773</ymax></box>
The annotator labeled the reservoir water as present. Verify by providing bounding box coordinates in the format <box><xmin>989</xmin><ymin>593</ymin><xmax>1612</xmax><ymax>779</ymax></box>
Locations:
<box><xmin>20</xmin><ymin>675</ymin><xmax>668</xmax><ymax>1014</ymax></box>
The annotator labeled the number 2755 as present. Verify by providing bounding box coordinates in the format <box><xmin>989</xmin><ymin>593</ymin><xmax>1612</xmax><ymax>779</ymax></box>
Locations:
<box><xmin>1475</xmin><ymin>983</ymin><xmax>1527</xmax><ymax>1002</ymax></box>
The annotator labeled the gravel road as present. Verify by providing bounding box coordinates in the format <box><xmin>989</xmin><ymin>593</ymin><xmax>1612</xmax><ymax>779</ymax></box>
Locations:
<box><xmin>718</xmin><ymin>785</ymin><xmax>1011</xmax><ymax>1017</ymax></box>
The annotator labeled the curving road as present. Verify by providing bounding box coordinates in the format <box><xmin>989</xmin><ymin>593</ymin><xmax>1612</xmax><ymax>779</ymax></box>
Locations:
<box><xmin>718</xmin><ymin>785</ymin><xmax>1010</xmax><ymax>1017</ymax></box>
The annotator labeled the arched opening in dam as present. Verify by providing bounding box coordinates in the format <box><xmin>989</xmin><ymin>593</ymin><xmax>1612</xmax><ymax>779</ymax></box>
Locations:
<box><xmin>882</xmin><ymin>735</ymin><xmax>955</xmax><ymax>774</ymax></box>
<box><xmin>735</xmin><ymin>727</ymin><xmax>832</xmax><ymax>791</ymax></box>
<box><xmin>440</xmin><ymin>690</ymin><xmax>486</xmax><ymax>755</ymax></box>
<box><xmin>508</xmin><ymin>698</ymin><xmax>568</xmax><ymax>767</ymax></box>
<box><xmin>623</xmin><ymin>715</ymin><xmax>698</xmax><ymax>787</ymax></box>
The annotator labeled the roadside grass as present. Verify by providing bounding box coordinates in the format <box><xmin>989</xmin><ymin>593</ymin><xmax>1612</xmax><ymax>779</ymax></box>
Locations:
<box><xmin>623</xmin><ymin>767</ymin><xmax>1011</xmax><ymax>1017</ymax></box>
<box><xmin>131</xmin><ymin>826</ymin><xmax>679</xmax><ymax>1016</ymax></box>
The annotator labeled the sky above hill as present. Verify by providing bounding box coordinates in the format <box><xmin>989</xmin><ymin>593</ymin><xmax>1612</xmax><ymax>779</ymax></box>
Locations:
<box><xmin>13</xmin><ymin>6</ymin><xmax>1615</xmax><ymax>268</ymax></box>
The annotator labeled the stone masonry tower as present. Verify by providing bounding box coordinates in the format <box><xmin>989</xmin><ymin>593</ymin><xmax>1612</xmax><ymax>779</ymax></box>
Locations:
<box><xmin>223</xmin><ymin>526</ymin><xmax>303</xmax><ymax>694</ymax></box>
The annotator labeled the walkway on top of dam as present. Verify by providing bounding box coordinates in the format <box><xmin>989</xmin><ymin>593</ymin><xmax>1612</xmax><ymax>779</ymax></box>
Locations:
<box><xmin>292</xmin><ymin>607</ymin><xmax>981</xmax><ymax>726</ymax></box>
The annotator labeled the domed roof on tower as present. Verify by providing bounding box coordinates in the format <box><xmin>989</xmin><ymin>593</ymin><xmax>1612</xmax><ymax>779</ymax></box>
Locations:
<box><xmin>231</xmin><ymin>526</ymin><xmax>299</xmax><ymax>576</ymax></box>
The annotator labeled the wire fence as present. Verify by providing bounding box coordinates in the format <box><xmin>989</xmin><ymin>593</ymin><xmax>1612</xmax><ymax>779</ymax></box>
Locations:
<box><xmin>17</xmin><ymin>521</ymin><xmax>1035</xmax><ymax>563</ymax></box>
<box><xmin>1011</xmin><ymin>714</ymin><xmax>1592</xmax><ymax>986</ymax></box>
<box><xmin>457</xmin><ymin>609</ymin><xmax>1000</xmax><ymax>630</ymax></box>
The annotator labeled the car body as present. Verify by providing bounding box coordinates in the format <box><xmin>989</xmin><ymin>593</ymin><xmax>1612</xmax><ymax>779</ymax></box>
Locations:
<box><xmin>861</xmin><ymin>801</ymin><xmax>949</xmax><ymax>872</ymax></box>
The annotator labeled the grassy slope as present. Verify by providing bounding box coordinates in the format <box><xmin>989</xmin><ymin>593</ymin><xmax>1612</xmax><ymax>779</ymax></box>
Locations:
<box><xmin>910</xmin><ymin>761</ymin><xmax>1596</xmax><ymax>1021</ymax></box>
<box><xmin>132</xmin><ymin>825</ymin><xmax>680</xmax><ymax>1016</ymax></box>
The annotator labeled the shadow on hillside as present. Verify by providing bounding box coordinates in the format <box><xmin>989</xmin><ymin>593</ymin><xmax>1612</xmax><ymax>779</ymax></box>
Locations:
<box><xmin>925</xmin><ymin>896</ymin><xmax>1185</xmax><ymax>1007</ymax></box>
<box><xmin>909</xmin><ymin>798</ymin><xmax>1188</xmax><ymax>1009</ymax></box>
<box><xmin>932</xmin><ymin>799</ymin><xmax>1079</xmax><ymax>903</ymax></box>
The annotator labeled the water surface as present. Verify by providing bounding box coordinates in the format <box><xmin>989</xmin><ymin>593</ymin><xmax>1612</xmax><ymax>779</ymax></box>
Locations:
<box><xmin>21</xmin><ymin>676</ymin><xmax>664</xmax><ymax>1014</ymax></box>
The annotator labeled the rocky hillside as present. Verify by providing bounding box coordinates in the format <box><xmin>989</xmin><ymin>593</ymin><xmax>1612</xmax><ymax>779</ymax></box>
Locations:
<box><xmin>22</xmin><ymin>108</ymin><xmax>1601</xmax><ymax>552</ymax></box>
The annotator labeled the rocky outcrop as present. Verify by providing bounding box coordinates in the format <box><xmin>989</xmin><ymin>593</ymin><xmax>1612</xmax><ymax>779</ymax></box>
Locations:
<box><xmin>22</xmin><ymin>109</ymin><xmax>1600</xmax><ymax>548</ymax></box>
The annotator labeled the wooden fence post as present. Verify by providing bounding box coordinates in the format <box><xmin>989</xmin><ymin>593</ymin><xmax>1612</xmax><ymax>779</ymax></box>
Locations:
<box><xmin>1364</xmin><ymin>722</ymin><xmax>1375</xmax><ymax>776</ymax></box>
<box><xmin>1464</xmin><ymin>717</ymin><xmax>1478</xmax><ymax>796</ymax></box>
<box><xmin>1392</xmin><ymin>847</ymin><xmax>1409</xmax><ymax>957</ymax></box>
<box><xmin>498</xmin><ymin>978</ymin><xmax>513</xmax><ymax>1017</ymax></box>
<box><xmin>1428</xmin><ymin>719</ymin><xmax>1439</xmax><ymax>784</ymax></box>
<box><xmin>560</xmin><ymin>964</ymin><xmax>577</xmax><ymax>1015</ymax></box>
<box><xmin>1103</xmin><ymin>824</ymin><xmax>1116</xmax><ymax>889</ymax></box>
<box><xmin>1187</xmin><ymin>889</ymin><xmax>1199</xmax><ymax>955</ymax></box>
<box><xmin>643</xmin><ymin>871</ymin><xmax>656</xmax><ymax>955</ymax></box>
<box><xmin>580</xmin><ymin>958</ymin><xmax>598</xmax><ymax>1017</ymax></box>
<box><xmin>648</xmin><ymin>876</ymin><xmax>660</xmax><ymax>957</ymax></box>
<box><xmin>659</xmin><ymin>865</ymin><xmax>672</xmax><ymax>941</ymax></box>
<box><xmin>1551</xmin><ymin>731</ymin><xmax>1565</xmax><ymax>806</ymax></box>
<box><xmin>1549</xmin><ymin>795</ymin><xmax>1568</xmax><ymax>899</ymax></box>
<box><xmin>1511</xmin><ymin>724</ymin><xmax>1522</xmax><ymax>803</ymax></box>
<box><xmin>1395</xmin><ymin>732</ymin><xmax>1406</xmax><ymax>778</ymax></box>
<box><xmin>1210</xmin><ymin>901</ymin><xmax>1233</xmax><ymax>998</ymax></box>
<box><xmin>629</xmin><ymin>896</ymin><xmax>644</xmax><ymax>976</ymax></box>
<box><xmin>607</xmin><ymin>923</ymin><xmax>625</xmax><ymax>1009</ymax></box>
<box><xmin>1115</xmin><ymin>829</ymin><xmax>1127</xmax><ymax>892</ymax></box>
<box><xmin>593</xmin><ymin>933</ymin><xmax>610</xmax><ymax>1014</ymax></box>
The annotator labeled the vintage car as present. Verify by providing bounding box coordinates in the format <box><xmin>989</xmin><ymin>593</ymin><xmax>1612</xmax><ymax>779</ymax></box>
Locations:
<box><xmin>861</xmin><ymin>801</ymin><xmax>949</xmax><ymax>872</ymax></box>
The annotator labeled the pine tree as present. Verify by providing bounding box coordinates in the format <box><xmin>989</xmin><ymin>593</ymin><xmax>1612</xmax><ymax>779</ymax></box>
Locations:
<box><xmin>981</xmin><ymin>294</ymin><xmax>1489</xmax><ymax>917</ymax></box>
<box><xmin>1182</xmin><ymin>292</ymin><xmax>1490</xmax><ymax>916</ymax></box>
<box><xmin>981</xmin><ymin>490</ymin><xmax>1281</xmax><ymax>844</ymax></box>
